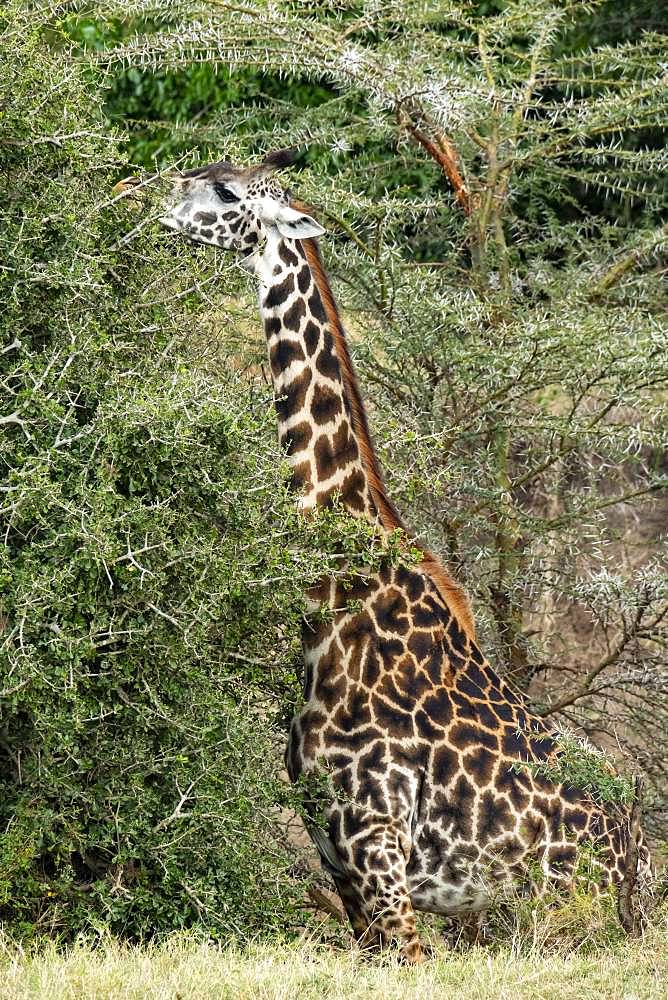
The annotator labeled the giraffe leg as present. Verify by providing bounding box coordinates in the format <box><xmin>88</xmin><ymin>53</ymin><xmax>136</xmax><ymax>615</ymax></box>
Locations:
<box><xmin>363</xmin><ymin>875</ymin><xmax>424</xmax><ymax>964</ymax></box>
<box><xmin>330</xmin><ymin>869</ymin><xmax>423</xmax><ymax>962</ymax></box>
<box><xmin>327</xmin><ymin>824</ymin><xmax>424</xmax><ymax>963</ymax></box>
<box><xmin>329</xmin><ymin>871</ymin><xmax>374</xmax><ymax>943</ymax></box>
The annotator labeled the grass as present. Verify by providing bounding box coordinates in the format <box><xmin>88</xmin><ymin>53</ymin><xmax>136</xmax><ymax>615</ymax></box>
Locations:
<box><xmin>0</xmin><ymin>925</ymin><xmax>667</xmax><ymax>1000</ymax></box>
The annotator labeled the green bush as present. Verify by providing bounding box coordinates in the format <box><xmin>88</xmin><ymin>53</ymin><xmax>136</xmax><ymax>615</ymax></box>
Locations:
<box><xmin>0</xmin><ymin>2</ymin><xmax>323</xmax><ymax>941</ymax></box>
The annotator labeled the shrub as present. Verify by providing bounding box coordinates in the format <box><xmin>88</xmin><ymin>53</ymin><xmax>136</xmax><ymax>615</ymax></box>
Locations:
<box><xmin>0</xmin><ymin>1</ymin><xmax>323</xmax><ymax>941</ymax></box>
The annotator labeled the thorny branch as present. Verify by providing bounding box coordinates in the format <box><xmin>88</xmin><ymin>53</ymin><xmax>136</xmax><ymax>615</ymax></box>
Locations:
<box><xmin>396</xmin><ymin>100</ymin><xmax>472</xmax><ymax>216</ymax></box>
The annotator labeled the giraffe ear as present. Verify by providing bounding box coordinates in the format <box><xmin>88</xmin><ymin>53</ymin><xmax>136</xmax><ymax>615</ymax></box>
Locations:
<box><xmin>274</xmin><ymin>205</ymin><xmax>325</xmax><ymax>239</ymax></box>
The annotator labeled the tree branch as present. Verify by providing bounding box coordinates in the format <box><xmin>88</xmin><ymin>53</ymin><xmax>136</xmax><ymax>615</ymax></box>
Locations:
<box><xmin>397</xmin><ymin>102</ymin><xmax>471</xmax><ymax>215</ymax></box>
<box><xmin>535</xmin><ymin>601</ymin><xmax>666</xmax><ymax>717</ymax></box>
<box><xmin>589</xmin><ymin>224</ymin><xmax>667</xmax><ymax>300</ymax></box>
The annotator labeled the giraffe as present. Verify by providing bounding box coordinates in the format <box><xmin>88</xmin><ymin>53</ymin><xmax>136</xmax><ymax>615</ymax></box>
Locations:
<box><xmin>123</xmin><ymin>149</ymin><xmax>652</xmax><ymax>961</ymax></box>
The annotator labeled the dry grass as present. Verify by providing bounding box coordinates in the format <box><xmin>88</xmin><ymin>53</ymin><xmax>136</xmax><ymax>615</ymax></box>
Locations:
<box><xmin>0</xmin><ymin>926</ymin><xmax>666</xmax><ymax>1000</ymax></box>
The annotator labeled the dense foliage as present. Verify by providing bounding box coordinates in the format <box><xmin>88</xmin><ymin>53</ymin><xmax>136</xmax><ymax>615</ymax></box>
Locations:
<box><xmin>0</xmin><ymin>1</ymin><xmax>345</xmax><ymax>940</ymax></box>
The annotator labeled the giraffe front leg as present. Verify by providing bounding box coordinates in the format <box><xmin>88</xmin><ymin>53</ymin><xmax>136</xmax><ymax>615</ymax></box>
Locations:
<box><xmin>329</xmin><ymin>871</ymin><xmax>374</xmax><ymax>943</ymax></box>
<box><xmin>328</xmin><ymin>821</ymin><xmax>425</xmax><ymax>963</ymax></box>
<box><xmin>363</xmin><ymin>874</ymin><xmax>424</xmax><ymax>964</ymax></box>
<box><xmin>328</xmin><ymin>867</ymin><xmax>424</xmax><ymax>962</ymax></box>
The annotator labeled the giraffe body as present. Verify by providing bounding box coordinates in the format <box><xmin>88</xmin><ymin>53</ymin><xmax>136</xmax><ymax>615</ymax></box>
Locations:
<box><xmin>148</xmin><ymin>152</ymin><xmax>651</xmax><ymax>961</ymax></box>
<box><xmin>288</xmin><ymin>559</ymin><xmax>643</xmax><ymax>956</ymax></box>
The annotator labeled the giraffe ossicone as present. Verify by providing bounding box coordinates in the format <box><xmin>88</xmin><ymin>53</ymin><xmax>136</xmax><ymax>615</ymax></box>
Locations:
<box><xmin>130</xmin><ymin>150</ymin><xmax>651</xmax><ymax>961</ymax></box>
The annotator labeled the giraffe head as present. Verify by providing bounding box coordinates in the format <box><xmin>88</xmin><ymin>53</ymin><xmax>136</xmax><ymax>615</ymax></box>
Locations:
<box><xmin>156</xmin><ymin>149</ymin><xmax>325</xmax><ymax>253</ymax></box>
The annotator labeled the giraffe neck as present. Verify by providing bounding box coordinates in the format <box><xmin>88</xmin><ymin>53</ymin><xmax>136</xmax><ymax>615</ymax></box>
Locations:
<box><xmin>254</xmin><ymin>225</ymin><xmax>476</xmax><ymax>639</ymax></box>
<box><xmin>255</xmin><ymin>228</ymin><xmax>384</xmax><ymax>522</ymax></box>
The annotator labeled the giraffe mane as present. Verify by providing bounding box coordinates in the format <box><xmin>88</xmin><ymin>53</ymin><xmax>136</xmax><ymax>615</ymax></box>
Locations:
<box><xmin>294</xmin><ymin>213</ymin><xmax>475</xmax><ymax>640</ymax></box>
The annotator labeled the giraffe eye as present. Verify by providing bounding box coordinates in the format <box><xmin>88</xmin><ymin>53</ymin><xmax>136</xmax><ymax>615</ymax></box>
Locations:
<box><xmin>214</xmin><ymin>183</ymin><xmax>239</xmax><ymax>204</ymax></box>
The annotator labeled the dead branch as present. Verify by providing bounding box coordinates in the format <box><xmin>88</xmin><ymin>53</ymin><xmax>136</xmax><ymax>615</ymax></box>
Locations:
<box><xmin>307</xmin><ymin>886</ymin><xmax>345</xmax><ymax>923</ymax></box>
<box><xmin>397</xmin><ymin>102</ymin><xmax>472</xmax><ymax>215</ymax></box>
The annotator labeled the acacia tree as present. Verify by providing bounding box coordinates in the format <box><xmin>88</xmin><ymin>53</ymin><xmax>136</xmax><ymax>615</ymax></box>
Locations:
<box><xmin>95</xmin><ymin>0</ymin><xmax>668</xmax><ymax>838</ymax></box>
